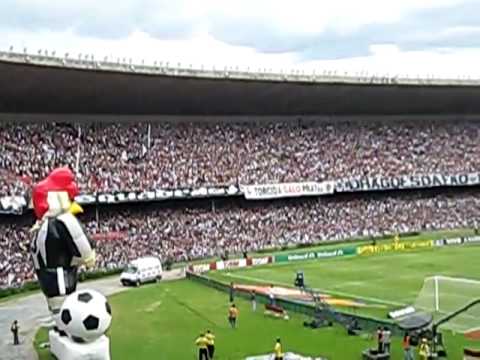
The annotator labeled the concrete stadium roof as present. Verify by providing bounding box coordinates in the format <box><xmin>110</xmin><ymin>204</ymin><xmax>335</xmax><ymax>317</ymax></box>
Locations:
<box><xmin>1</xmin><ymin>51</ymin><xmax>480</xmax><ymax>116</ymax></box>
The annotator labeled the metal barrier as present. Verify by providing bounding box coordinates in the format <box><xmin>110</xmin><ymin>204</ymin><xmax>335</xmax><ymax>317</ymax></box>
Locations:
<box><xmin>187</xmin><ymin>271</ymin><xmax>402</xmax><ymax>335</ymax></box>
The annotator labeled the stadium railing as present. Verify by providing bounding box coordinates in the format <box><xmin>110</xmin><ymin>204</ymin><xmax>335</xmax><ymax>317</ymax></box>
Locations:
<box><xmin>186</xmin><ymin>271</ymin><xmax>402</xmax><ymax>335</ymax></box>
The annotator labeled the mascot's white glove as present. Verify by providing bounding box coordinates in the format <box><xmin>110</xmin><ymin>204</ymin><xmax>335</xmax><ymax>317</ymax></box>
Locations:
<box><xmin>82</xmin><ymin>249</ymin><xmax>97</xmax><ymax>269</ymax></box>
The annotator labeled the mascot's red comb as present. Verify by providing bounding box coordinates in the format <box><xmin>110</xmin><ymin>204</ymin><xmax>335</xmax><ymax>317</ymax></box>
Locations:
<box><xmin>32</xmin><ymin>167</ymin><xmax>79</xmax><ymax>219</ymax></box>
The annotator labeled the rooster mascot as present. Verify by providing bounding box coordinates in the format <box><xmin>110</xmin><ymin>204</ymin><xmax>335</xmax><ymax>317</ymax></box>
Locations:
<box><xmin>31</xmin><ymin>167</ymin><xmax>96</xmax><ymax>329</ymax></box>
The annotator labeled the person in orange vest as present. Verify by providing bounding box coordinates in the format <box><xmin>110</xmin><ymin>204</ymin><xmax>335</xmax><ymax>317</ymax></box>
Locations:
<box><xmin>228</xmin><ymin>303</ymin><xmax>239</xmax><ymax>328</ymax></box>
<box><xmin>403</xmin><ymin>332</ymin><xmax>414</xmax><ymax>360</ymax></box>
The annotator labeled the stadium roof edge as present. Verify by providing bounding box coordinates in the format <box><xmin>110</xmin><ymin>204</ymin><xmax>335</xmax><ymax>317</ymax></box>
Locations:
<box><xmin>2</xmin><ymin>51</ymin><xmax>480</xmax><ymax>116</ymax></box>
<box><xmin>2</xmin><ymin>51</ymin><xmax>480</xmax><ymax>87</ymax></box>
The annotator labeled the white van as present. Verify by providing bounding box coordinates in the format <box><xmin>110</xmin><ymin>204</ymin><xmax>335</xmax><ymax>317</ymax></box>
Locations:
<box><xmin>120</xmin><ymin>257</ymin><xmax>163</xmax><ymax>286</ymax></box>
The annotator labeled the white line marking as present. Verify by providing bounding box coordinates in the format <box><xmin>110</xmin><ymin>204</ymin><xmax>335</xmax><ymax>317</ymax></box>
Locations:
<box><xmin>465</xmin><ymin>326</ymin><xmax>480</xmax><ymax>333</ymax></box>
<box><xmin>424</xmin><ymin>275</ymin><xmax>480</xmax><ymax>284</ymax></box>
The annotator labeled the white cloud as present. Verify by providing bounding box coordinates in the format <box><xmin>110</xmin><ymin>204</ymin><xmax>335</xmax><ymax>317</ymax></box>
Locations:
<box><xmin>303</xmin><ymin>47</ymin><xmax>480</xmax><ymax>78</ymax></box>
<box><xmin>1</xmin><ymin>0</ymin><xmax>479</xmax><ymax>78</ymax></box>
<box><xmin>204</xmin><ymin>0</ymin><xmax>467</xmax><ymax>35</ymax></box>
<box><xmin>0</xmin><ymin>29</ymin><xmax>297</xmax><ymax>70</ymax></box>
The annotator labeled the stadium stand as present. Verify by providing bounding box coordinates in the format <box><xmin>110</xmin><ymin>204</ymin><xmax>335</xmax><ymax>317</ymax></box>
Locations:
<box><xmin>1</xmin><ymin>189</ymin><xmax>479</xmax><ymax>288</ymax></box>
<box><xmin>1</xmin><ymin>119</ymin><xmax>480</xmax><ymax>195</ymax></box>
<box><xmin>1</xmin><ymin>53</ymin><xmax>480</xmax><ymax>295</ymax></box>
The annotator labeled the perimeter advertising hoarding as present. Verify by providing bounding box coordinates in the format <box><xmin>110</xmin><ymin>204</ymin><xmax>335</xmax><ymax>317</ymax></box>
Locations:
<box><xmin>357</xmin><ymin>240</ymin><xmax>433</xmax><ymax>256</ymax></box>
<box><xmin>274</xmin><ymin>246</ymin><xmax>357</xmax><ymax>263</ymax></box>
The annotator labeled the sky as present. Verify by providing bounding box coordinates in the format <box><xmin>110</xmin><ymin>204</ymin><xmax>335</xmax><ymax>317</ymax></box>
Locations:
<box><xmin>0</xmin><ymin>0</ymin><xmax>479</xmax><ymax>78</ymax></box>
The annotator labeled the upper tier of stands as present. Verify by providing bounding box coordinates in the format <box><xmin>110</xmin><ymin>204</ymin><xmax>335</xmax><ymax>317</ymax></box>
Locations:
<box><xmin>1</xmin><ymin>118</ymin><xmax>479</xmax><ymax>288</ymax></box>
<box><xmin>1</xmin><ymin>119</ymin><xmax>479</xmax><ymax>196</ymax></box>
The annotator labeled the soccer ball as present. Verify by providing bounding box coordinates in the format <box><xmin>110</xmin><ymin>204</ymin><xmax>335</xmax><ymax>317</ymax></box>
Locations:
<box><xmin>60</xmin><ymin>289</ymin><xmax>112</xmax><ymax>343</ymax></box>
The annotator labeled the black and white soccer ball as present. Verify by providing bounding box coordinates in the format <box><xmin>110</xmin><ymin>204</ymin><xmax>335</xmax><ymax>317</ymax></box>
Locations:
<box><xmin>60</xmin><ymin>289</ymin><xmax>112</xmax><ymax>343</ymax></box>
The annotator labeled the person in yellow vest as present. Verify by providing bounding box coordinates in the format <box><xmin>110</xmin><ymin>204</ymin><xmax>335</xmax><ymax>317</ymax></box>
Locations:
<box><xmin>274</xmin><ymin>338</ymin><xmax>284</xmax><ymax>360</ymax></box>
<box><xmin>419</xmin><ymin>338</ymin><xmax>430</xmax><ymax>360</ymax></box>
<box><xmin>205</xmin><ymin>330</ymin><xmax>215</xmax><ymax>359</ymax></box>
<box><xmin>228</xmin><ymin>304</ymin><xmax>239</xmax><ymax>328</ymax></box>
<box><xmin>394</xmin><ymin>234</ymin><xmax>403</xmax><ymax>252</ymax></box>
<box><xmin>195</xmin><ymin>333</ymin><xmax>209</xmax><ymax>360</ymax></box>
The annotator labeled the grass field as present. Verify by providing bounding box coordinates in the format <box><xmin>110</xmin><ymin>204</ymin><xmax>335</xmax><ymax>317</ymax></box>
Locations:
<box><xmin>210</xmin><ymin>243</ymin><xmax>480</xmax><ymax>314</ymax></box>
<box><xmin>34</xmin><ymin>279</ymin><xmax>478</xmax><ymax>360</ymax></box>
<box><xmin>35</xmin><ymin>239</ymin><xmax>480</xmax><ymax>359</ymax></box>
<box><xmin>36</xmin><ymin>280</ymin><xmax>397</xmax><ymax>360</ymax></box>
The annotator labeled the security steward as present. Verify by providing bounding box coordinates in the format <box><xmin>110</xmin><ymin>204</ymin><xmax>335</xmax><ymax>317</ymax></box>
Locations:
<box><xmin>274</xmin><ymin>338</ymin><xmax>284</xmax><ymax>360</ymax></box>
<box><xmin>228</xmin><ymin>304</ymin><xmax>239</xmax><ymax>328</ymax></box>
<box><xmin>419</xmin><ymin>338</ymin><xmax>430</xmax><ymax>360</ymax></box>
<box><xmin>205</xmin><ymin>330</ymin><xmax>215</xmax><ymax>359</ymax></box>
<box><xmin>195</xmin><ymin>333</ymin><xmax>209</xmax><ymax>360</ymax></box>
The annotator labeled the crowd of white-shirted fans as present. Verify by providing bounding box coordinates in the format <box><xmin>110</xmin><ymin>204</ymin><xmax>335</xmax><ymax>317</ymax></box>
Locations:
<box><xmin>1</xmin><ymin>119</ymin><xmax>480</xmax><ymax>287</ymax></box>
<box><xmin>1</xmin><ymin>119</ymin><xmax>480</xmax><ymax>195</ymax></box>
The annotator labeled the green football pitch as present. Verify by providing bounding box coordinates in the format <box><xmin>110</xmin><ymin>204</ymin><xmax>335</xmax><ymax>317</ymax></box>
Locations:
<box><xmin>210</xmin><ymin>243</ymin><xmax>480</xmax><ymax>314</ymax></box>
<box><xmin>35</xmin><ymin>240</ymin><xmax>480</xmax><ymax>359</ymax></box>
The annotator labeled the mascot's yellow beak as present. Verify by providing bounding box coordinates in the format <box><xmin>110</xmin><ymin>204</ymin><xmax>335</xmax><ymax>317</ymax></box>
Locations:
<box><xmin>69</xmin><ymin>202</ymin><xmax>84</xmax><ymax>215</ymax></box>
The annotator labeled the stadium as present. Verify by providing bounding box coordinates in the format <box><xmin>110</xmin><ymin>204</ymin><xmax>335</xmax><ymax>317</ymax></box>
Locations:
<box><xmin>1</xmin><ymin>46</ymin><xmax>480</xmax><ymax>360</ymax></box>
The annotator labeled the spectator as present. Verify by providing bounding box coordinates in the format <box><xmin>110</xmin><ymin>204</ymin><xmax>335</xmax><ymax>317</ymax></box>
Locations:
<box><xmin>1</xmin><ymin>119</ymin><xmax>480</xmax><ymax>195</ymax></box>
<box><xmin>1</xmin><ymin>189</ymin><xmax>480</xmax><ymax>288</ymax></box>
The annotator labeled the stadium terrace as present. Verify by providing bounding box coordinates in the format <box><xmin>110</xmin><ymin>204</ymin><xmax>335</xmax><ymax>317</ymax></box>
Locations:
<box><xmin>1</xmin><ymin>50</ymin><xmax>480</xmax><ymax>360</ymax></box>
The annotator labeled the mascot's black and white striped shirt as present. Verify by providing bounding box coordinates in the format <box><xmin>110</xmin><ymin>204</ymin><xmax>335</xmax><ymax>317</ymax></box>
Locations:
<box><xmin>31</xmin><ymin>212</ymin><xmax>94</xmax><ymax>298</ymax></box>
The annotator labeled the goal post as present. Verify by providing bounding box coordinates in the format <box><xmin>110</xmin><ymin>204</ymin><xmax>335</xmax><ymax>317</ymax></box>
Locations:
<box><xmin>434</xmin><ymin>276</ymin><xmax>439</xmax><ymax>312</ymax></box>
<box><xmin>415</xmin><ymin>275</ymin><xmax>480</xmax><ymax>332</ymax></box>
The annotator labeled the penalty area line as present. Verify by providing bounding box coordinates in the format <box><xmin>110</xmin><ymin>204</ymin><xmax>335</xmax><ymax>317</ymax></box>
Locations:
<box><xmin>225</xmin><ymin>272</ymin><xmax>406</xmax><ymax>307</ymax></box>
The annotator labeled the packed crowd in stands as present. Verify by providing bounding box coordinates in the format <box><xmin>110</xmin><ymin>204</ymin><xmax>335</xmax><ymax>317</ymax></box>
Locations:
<box><xmin>1</xmin><ymin>190</ymin><xmax>479</xmax><ymax>288</ymax></box>
<box><xmin>1</xmin><ymin>119</ymin><xmax>480</xmax><ymax>195</ymax></box>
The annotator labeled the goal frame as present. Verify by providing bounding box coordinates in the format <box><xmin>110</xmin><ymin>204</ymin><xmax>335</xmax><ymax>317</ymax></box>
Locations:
<box><xmin>423</xmin><ymin>275</ymin><xmax>480</xmax><ymax>312</ymax></box>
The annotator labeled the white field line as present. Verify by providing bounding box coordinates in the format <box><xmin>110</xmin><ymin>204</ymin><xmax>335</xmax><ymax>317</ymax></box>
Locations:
<box><xmin>441</xmin><ymin>320</ymin><xmax>480</xmax><ymax>333</ymax></box>
<box><xmin>226</xmin><ymin>272</ymin><xmax>407</xmax><ymax>307</ymax></box>
<box><xmin>465</xmin><ymin>326</ymin><xmax>480</xmax><ymax>333</ymax></box>
<box><xmin>424</xmin><ymin>275</ymin><xmax>480</xmax><ymax>285</ymax></box>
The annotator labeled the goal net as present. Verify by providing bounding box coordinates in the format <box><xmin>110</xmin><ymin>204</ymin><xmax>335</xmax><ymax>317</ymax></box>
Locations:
<box><xmin>414</xmin><ymin>276</ymin><xmax>480</xmax><ymax>332</ymax></box>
